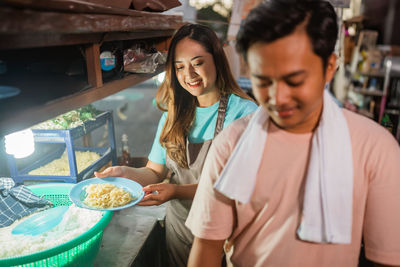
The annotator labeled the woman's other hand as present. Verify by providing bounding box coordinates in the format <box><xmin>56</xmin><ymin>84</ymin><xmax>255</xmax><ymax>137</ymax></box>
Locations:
<box><xmin>94</xmin><ymin>166</ymin><xmax>124</xmax><ymax>178</ymax></box>
<box><xmin>139</xmin><ymin>183</ymin><xmax>176</xmax><ymax>206</ymax></box>
<box><xmin>93</xmin><ymin>161</ymin><xmax>166</xmax><ymax>187</ymax></box>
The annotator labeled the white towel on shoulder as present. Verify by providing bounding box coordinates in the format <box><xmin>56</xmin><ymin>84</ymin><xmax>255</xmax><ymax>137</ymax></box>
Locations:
<box><xmin>214</xmin><ymin>90</ymin><xmax>353</xmax><ymax>244</ymax></box>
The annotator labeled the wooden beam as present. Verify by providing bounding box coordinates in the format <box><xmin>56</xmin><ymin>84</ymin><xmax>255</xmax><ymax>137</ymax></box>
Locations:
<box><xmin>0</xmin><ymin>7</ymin><xmax>183</xmax><ymax>34</ymax></box>
<box><xmin>85</xmin><ymin>43</ymin><xmax>103</xmax><ymax>88</ymax></box>
<box><xmin>0</xmin><ymin>31</ymin><xmax>176</xmax><ymax>50</ymax></box>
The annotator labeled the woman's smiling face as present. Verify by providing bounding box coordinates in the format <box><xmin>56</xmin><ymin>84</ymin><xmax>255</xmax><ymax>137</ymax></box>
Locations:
<box><xmin>174</xmin><ymin>37</ymin><xmax>219</xmax><ymax>107</ymax></box>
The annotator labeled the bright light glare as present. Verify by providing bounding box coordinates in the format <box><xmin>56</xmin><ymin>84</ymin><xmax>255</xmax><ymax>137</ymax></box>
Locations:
<box><xmin>157</xmin><ymin>72</ymin><xmax>166</xmax><ymax>84</ymax></box>
<box><xmin>189</xmin><ymin>0</ymin><xmax>232</xmax><ymax>13</ymax></box>
<box><xmin>5</xmin><ymin>128</ymin><xmax>35</xmax><ymax>158</ymax></box>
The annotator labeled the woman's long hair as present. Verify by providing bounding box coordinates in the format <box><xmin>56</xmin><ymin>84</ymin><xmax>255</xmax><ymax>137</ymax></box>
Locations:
<box><xmin>156</xmin><ymin>23</ymin><xmax>253</xmax><ymax>168</ymax></box>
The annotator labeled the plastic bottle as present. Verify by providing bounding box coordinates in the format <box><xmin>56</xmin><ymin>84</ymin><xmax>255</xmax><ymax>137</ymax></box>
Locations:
<box><xmin>99</xmin><ymin>41</ymin><xmax>124</xmax><ymax>81</ymax></box>
<box><xmin>381</xmin><ymin>114</ymin><xmax>393</xmax><ymax>134</ymax></box>
<box><xmin>118</xmin><ymin>134</ymin><xmax>133</xmax><ymax>166</ymax></box>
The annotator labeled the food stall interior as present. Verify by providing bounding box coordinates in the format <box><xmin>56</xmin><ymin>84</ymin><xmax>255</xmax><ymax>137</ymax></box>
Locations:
<box><xmin>0</xmin><ymin>1</ymin><xmax>182</xmax><ymax>266</ymax></box>
<box><xmin>1</xmin><ymin>0</ymin><xmax>400</xmax><ymax>266</ymax></box>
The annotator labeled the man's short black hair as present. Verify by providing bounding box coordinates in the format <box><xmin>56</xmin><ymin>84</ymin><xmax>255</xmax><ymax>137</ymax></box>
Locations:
<box><xmin>236</xmin><ymin>0</ymin><xmax>338</xmax><ymax>70</ymax></box>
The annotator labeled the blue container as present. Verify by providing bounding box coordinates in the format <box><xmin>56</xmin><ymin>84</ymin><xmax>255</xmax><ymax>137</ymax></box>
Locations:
<box><xmin>7</xmin><ymin>111</ymin><xmax>117</xmax><ymax>184</ymax></box>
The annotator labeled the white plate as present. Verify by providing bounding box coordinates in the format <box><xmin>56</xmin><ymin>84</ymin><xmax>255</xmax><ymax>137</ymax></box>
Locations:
<box><xmin>69</xmin><ymin>177</ymin><xmax>144</xmax><ymax>211</ymax></box>
<box><xmin>0</xmin><ymin>86</ymin><xmax>20</xmax><ymax>99</ymax></box>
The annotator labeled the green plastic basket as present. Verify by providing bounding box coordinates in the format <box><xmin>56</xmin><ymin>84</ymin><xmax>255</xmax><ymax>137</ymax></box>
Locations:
<box><xmin>0</xmin><ymin>183</ymin><xmax>113</xmax><ymax>267</ymax></box>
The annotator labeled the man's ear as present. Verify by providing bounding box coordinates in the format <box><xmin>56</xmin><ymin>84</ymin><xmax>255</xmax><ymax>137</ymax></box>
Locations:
<box><xmin>241</xmin><ymin>54</ymin><xmax>250</xmax><ymax>77</ymax></box>
<box><xmin>325</xmin><ymin>53</ymin><xmax>337</xmax><ymax>83</ymax></box>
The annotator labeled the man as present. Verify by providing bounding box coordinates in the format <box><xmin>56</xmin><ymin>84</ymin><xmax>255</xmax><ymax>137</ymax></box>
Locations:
<box><xmin>185</xmin><ymin>1</ymin><xmax>400</xmax><ymax>266</ymax></box>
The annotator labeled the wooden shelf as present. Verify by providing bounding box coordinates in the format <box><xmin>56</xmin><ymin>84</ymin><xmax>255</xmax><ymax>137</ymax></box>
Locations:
<box><xmin>0</xmin><ymin>66</ymin><xmax>165</xmax><ymax>137</ymax></box>
<box><xmin>385</xmin><ymin>109</ymin><xmax>400</xmax><ymax>116</ymax></box>
<box><xmin>0</xmin><ymin>5</ymin><xmax>182</xmax><ymax>137</ymax></box>
<box><xmin>357</xmin><ymin>70</ymin><xmax>400</xmax><ymax>78</ymax></box>
<box><xmin>357</xmin><ymin>70</ymin><xmax>385</xmax><ymax>77</ymax></box>
<box><xmin>0</xmin><ymin>7</ymin><xmax>182</xmax><ymax>50</ymax></box>
<box><xmin>353</xmin><ymin>87</ymin><xmax>384</xmax><ymax>96</ymax></box>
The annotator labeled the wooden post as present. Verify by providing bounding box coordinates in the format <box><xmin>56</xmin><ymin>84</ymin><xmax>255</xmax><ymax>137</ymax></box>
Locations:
<box><xmin>154</xmin><ymin>37</ymin><xmax>172</xmax><ymax>52</ymax></box>
<box><xmin>85</xmin><ymin>43</ymin><xmax>103</xmax><ymax>87</ymax></box>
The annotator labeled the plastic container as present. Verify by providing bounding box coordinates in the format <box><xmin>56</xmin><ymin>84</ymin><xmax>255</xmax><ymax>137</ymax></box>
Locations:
<box><xmin>0</xmin><ymin>183</ymin><xmax>113</xmax><ymax>267</ymax></box>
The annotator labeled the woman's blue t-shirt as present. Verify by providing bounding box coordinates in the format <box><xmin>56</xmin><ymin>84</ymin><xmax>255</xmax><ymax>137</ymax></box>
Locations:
<box><xmin>148</xmin><ymin>94</ymin><xmax>258</xmax><ymax>165</ymax></box>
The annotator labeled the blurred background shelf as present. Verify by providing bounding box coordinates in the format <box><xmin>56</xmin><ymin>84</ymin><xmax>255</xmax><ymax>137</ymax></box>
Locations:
<box><xmin>357</xmin><ymin>69</ymin><xmax>400</xmax><ymax>78</ymax></box>
<box><xmin>353</xmin><ymin>87</ymin><xmax>385</xmax><ymax>96</ymax></box>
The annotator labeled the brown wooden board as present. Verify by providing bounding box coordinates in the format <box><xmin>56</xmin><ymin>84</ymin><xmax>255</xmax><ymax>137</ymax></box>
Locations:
<box><xmin>85</xmin><ymin>43</ymin><xmax>103</xmax><ymax>87</ymax></box>
<box><xmin>0</xmin><ymin>7</ymin><xmax>182</xmax><ymax>34</ymax></box>
<box><xmin>2</xmin><ymin>0</ymin><xmax>158</xmax><ymax>16</ymax></box>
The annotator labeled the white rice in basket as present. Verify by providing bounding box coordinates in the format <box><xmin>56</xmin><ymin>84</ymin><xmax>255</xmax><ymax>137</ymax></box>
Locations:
<box><xmin>0</xmin><ymin>204</ymin><xmax>103</xmax><ymax>259</ymax></box>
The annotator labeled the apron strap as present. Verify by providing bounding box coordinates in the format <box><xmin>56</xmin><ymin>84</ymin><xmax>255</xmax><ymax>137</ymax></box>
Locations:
<box><xmin>214</xmin><ymin>94</ymin><xmax>228</xmax><ymax>138</ymax></box>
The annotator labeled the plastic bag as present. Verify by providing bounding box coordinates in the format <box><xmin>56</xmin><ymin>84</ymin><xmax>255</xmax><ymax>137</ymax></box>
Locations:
<box><xmin>123</xmin><ymin>45</ymin><xmax>167</xmax><ymax>73</ymax></box>
<box><xmin>131</xmin><ymin>0</ymin><xmax>181</xmax><ymax>12</ymax></box>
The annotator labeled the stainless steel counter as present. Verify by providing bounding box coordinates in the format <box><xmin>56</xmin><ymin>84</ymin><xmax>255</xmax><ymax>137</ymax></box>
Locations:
<box><xmin>94</xmin><ymin>203</ymin><xmax>167</xmax><ymax>267</ymax></box>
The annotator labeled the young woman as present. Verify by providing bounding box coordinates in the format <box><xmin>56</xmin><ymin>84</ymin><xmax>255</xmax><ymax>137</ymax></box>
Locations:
<box><xmin>95</xmin><ymin>23</ymin><xmax>257</xmax><ymax>267</ymax></box>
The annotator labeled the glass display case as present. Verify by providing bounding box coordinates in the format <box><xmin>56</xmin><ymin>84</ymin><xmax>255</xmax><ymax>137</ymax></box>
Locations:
<box><xmin>7</xmin><ymin>111</ymin><xmax>117</xmax><ymax>183</ymax></box>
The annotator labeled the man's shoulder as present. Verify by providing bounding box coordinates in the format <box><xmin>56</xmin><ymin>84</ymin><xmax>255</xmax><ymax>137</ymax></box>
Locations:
<box><xmin>343</xmin><ymin>108</ymin><xmax>399</xmax><ymax>153</ymax></box>
<box><xmin>343</xmin><ymin>109</ymin><xmax>393</xmax><ymax>140</ymax></box>
<box><xmin>208</xmin><ymin>113</ymin><xmax>254</xmax><ymax>168</ymax></box>
<box><xmin>215</xmin><ymin>113</ymin><xmax>253</xmax><ymax>146</ymax></box>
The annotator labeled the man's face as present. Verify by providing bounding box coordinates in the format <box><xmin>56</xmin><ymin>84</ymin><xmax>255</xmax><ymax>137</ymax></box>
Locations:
<box><xmin>247</xmin><ymin>29</ymin><xmax>336</xmax><ymax>133</ymax></box>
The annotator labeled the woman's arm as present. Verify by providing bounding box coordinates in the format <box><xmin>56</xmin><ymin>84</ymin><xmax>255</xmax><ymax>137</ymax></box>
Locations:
<box><xmin>94</xmin><ymin>160</ymin><xmax>167</xmax><ymax>187</ymax></box>
<box><xmin>188</xmin><ymin>237</ymin><xmax>225</xmax><ymax>267</ymax></box>
<box><xmin>373</xmin><ymin>263</ymin><xmax>400</xmax><ymax>267</ymax></box>
<box><xmin>139</xmin><ymin>183</ymin><xmax>198</xmax><ymax>206</ymax></box>
<box><xmin>174</xmin><ymin>183</ymin><xmax>198</xmax><ymax>199</ymax></box>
